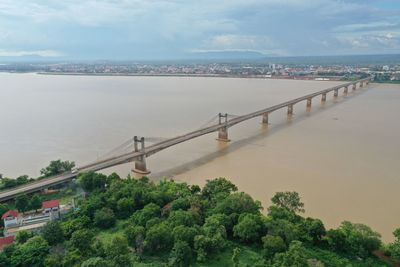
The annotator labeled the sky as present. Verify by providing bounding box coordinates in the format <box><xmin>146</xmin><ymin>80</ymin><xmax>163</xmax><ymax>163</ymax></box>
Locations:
<box><xmin>0</xmin><ymin>0</ymin><xmax>400</xmax><ymax>60</ymax></box>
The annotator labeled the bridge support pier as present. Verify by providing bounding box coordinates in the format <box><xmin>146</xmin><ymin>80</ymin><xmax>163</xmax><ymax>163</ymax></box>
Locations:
<box><xmin>352</xmin><ymin>84</ymin><xmax>356</xmax><ymax>91</ymax></box>
<box><xmin>344</xmin><ymin>86</ymin><xmax>348</xmax><ymax>94</ymax></box>
<box><xmin>360</xmin><ymin>81</ymin><xmax>364</xmax><ymax>88</ymax></box>
<box><xmin>366</xmin><ymin>80</ymin><xmax>369</xmax><ymax>85</ymax></box>
<box><xmin>306</xmin><ymin>98</ymin><xmax>312</xmax><ymax>108</ymax></box>
<box><xmin>321</xmin><ymin>93</ymin><xmax>327</xmax><ymax>102</ymax></box>
<box><xmin>217</xmin><ymin>113</ymin><xmax>230</xmax><ymax>142</ymax></box>
<box><xmin>132</xmin><ymin>136</ymin><xmax>151</xmax><ymax>175</ymax></box>
<box><xmin>262</xmin><ymin>113</ymin><xmax>269</xmax><ymax>124</ymax></box>
<box><xmin>287</xmin><ymin>104</ymin><xmax>294</xmax><ymax>115</ymax></box>
<box><xmin>334</xmin><ymin>89</ymin><xmax>339</xmax><ymax>97</ymax></box>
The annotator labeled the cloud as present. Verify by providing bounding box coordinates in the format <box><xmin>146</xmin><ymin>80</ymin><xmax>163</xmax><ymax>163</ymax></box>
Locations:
<box><xmin>0</xmin><ymin>50</ymin><xmax>63</xmax><ymax>57</ymax></box>
<box><xmin>0</xmin><ymin>0</ymin><xmax>400</xmax><ymax>58</ymax></box>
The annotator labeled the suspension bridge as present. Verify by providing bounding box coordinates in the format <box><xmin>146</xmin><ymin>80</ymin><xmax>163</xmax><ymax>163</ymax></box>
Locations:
<box><xmin>0</xmin><ymin>78</ymin><xmax>371</xmax><ymax>202</ymax></box>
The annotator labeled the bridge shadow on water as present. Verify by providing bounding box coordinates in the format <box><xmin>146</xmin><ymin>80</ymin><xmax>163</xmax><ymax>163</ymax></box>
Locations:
<box><xmin>152</xmin><ymin>86</ymin><xmax>371</xmax><ymax>180</ymax></box>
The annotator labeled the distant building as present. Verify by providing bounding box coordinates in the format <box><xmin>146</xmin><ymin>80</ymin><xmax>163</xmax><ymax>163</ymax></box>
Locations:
<box><xmin>42</xmin><ymin>199</ymin><xmax>60</xmax><ymax>219</ymax></box>
<box><xmin>1</xmin><ymin>210</ymin><xmax>19</xmax><ymax>228</ymax></box>
<box><xmin>2</xmin><ymin>199</ymin><xmax>61</xmax><ymax>237</ymax></box>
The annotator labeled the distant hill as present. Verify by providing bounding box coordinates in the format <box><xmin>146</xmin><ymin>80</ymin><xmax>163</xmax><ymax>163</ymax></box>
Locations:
<box><xmin>185</xmin><ymin>50</ymin><xmax>267</xmax><ymax>61</ymax></box>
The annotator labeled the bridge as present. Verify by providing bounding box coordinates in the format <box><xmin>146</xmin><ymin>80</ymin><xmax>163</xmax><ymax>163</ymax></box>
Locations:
<box><xmin>0</xmin><ymin>78</ymin><xmax>371</xmax><ymax>202</ymax></box>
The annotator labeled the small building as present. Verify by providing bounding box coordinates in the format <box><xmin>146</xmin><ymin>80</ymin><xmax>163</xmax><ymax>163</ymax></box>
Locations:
<box><xmin>42</xmin><ymin>199</ymin><xmax>60</xmax><ymax>219</ymax></box>
<box><xmin>0</xmin><ymin>236</ymin><xmax>15</xmax><ymax>251</ymax></box>
<box><xmin>1</xmin><ymin>210</ymin><xmax>19</xmax><ymax>228</ymax></box>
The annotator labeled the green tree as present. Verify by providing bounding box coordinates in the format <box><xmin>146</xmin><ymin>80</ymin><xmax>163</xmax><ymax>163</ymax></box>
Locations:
<box><xmin>78</xmin><ymin>171</ymin><xmax>107</xmax><ymax>192</ymax></box>
<box><xmin>69</xmin><ymin>229</ymin><xmax>94</xmax><ymax>254</ymax></box>
<box><xmin>388</xmin><ymin>228</ymin><xmax>400</xmax><ymax>260</ymax></box>
<box><xmin>61</xmin><ymin>215</ymin><xmax>90</xmax><ymax>238</ymax></box>
<box><xmin>131</xmin><ymin>203</ymin><xmax>161</xmax><ymax>227</ymax></box>
<box><xmin>232</xmin><ymin>247</ymin><xmax>241</xmax><ymax>267</ymax></box>
<box><xmin>1</xmin><ymin>178</ymin><xmax>18</xmax><ymax>189</ymax></box>
<box><xmin>171</xmin><ymin>197</ymin><xmax>191</xmax><ymax>211</ymax></box>
<box><xmin>10</xmin><ymin>236</ymin><xmax>50</xmax><ymax>267</ymax></box>
<box><xmin>40</xmin><ymin>159</ymin><xmax>75</xmax><ymax>177</ymax></box>
<box><xmin>145</xmin><ymin>222</ymin><xmax>173</xmax><ymax>252</ymax></box>
<box><xmin>0</xmin><ymin>203</ymin><xmax>10</xmax><ymax>227</ymax></box>
<box><xmin>15</xmin><ymin>194</ymin><xmax>30</xmax><ymax>213</ymax></box>
<box><xmin>41</xmin><ymin>221</ymin><xmax>64</xmax><ymax>246</ymax></box>
<box><xmin>29</xmin><ymin>195</ymin><xmax>42</xmax><ymax>212</ymax></box>
<box><xmin>167</xmin><ymin>210</ymin><xmax>196</xmax><ymax>228</ymax></box>
<box><xmin>44</xmin><ymin>254</ymin><xmax>64</xmax><ymax>267</ymax></box>
<box><xmin>172</xmin><ymin>225</ymin><xmax>199</xmax><ymax>247</ymax></box>
<box><xmin>271</xmin><ymin>191</ymin><xmax>305</xmax><ymax>213</ymax></box>
<box><xmin>16</xmin><ymin>175</ymin><xmax>29</xmax><ymax>185</ymax></box>
<box><xmin>105</xmin><ymin>236</ymin><xmax>130</xmax><ymax>260</ymax></box>
<box><xmin>213</xmin><ymin>192</ymin><xmax>261</xmax><ymax>223</ymax></box>
<box><xmin>168</xmin><ymin>240</ymin><xmax>192</xmax><ymax>267</ymax></box>
<box><xmin>326</xmin><ymin>221</ymin><xmax>381</xmax><ymax>259</ymax></box>
<box><xmin>233</xmin><ymin>213</ymin><xmax>264</xmax><ymax>243</ymax></box>
<box><xmin>262</xmin><ymin>235</ymin><xmax>287</xmax><ymax>259</ymax></box>
<box><xmin>125</xmin><ymin>225</ymin><xmax>146</xmax><ymax>249</ymax></box>
<box><xmin>15</xmin><ymin>231</ymin><xmax>33</xmax><ymax>244</ymax></box>
<box><xmin>116</xmin><ymin>197</ymin><xmax>135</xmax><ymax>219</ymax></box>
<box><xmin>303</xmin><ymin>218</ymin><xmax>326</xmax><ymax>245</ymax></box>
<box><xmin>81</xmin><ymin>257</ymin><xmax>112</xmax><ymax>267</ymax></box>
<box><xmin>202</xmin><ymin>177</ymin><xmax>238</xmax><ymax>201</ymax></box>
<box><xmin>272</xmin><ymin>241</ymin><xmax>308</xmax><ymax>267</ymax></box>
<box><xmin>93</xmin><ymin>208</ymin><xmax>116</xmax><ymax>229</ymax></box>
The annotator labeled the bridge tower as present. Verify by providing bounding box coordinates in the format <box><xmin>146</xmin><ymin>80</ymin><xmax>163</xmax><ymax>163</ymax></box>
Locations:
<box><xmin>217</xmin><ymin>113</ymin><xmax>230</xmax><ymax>142</ymax></box>
<box><xmin>132</xmin><ymin>136</ymin><xmax>151</xmax><ymax>175</ymax></box>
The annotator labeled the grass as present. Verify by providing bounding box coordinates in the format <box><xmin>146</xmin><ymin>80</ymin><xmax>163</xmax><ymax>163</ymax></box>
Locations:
<box><xmin>374</xmin><ymin>80</ymin><xmax>400</xmax><ymax>84</ymax></box>
<box><xmin>96</xmin><ymin>219</ymin><xmax>128</xmax><ymax>244</ymax></box>
<box><xmin>193</xmin><ymin>242</ymin><xmax>264</xmax><ymax>267</ymax></box>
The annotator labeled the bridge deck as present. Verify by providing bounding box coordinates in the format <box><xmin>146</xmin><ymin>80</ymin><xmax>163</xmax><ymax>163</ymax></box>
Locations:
<box><xmin>0</xmin><ymin>78</ymin><xmax>370</xmax><ymax>202</ymax></box>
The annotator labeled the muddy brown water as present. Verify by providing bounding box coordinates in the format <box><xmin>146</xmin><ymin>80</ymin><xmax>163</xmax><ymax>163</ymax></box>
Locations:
<box><xmin>1</xmin><ymin>73</ymin><xmax>399</xmax><ymax>241</ymax></box>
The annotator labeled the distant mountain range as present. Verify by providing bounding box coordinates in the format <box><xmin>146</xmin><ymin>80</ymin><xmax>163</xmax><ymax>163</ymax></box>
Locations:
<box><xmin>1</xmin><ymin>51</ymin><xmax>399</xmax><ymax>65</ymax></box>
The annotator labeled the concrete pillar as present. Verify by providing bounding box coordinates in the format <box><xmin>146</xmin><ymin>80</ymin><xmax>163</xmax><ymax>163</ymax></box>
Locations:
<box><xmin>217</xmin><ymin>126</ymin><xmax>230</xmax><ymax>142</ymax></box>
<box><xmin>352</xmin><ymin>84</ymin><xmax>357</xmax><ymax>91</ymax></box>
<box><xmin>360</xmin><ymin>81</ymin><xmax>364</xmax><ymax>87</ymax></box>
<box><xmin>366</xmin><ymin>80</ymin><xmax>369</xmax><ymax>85</ymax></box>
<box><xmin>306</xmin><ymin>98</ymin><xmax>312</xmax><ymax>108</ymax></box>
<box><xmin>262</xmin><ymin>113</ymin><xmax>269</xmax><ymax>124</ymax></box>
<box><xmin>133</xmin><ymin>136</ymin><xmax>150</xmax><ymax>175</ymax></box>
<box><xmin>334</xmin><ymin>89</ymin><xmax>338</xmax><ymax>97</ymax></box>
<box><xmin>287</xmin><ymin>104</ymin><xmax>294</xmax><ymax>115</ymax></box>
<box><xmin>217</xmin><ymin>113</ymin><xmax>230</xmax><ymax>141</ymax></box>
<box><xmin>321</xmin><ymin>93</ymin><xmax>327</xmax><ymax>102</ymax></box>
<box><xmin>344</xmin><ymin>86</ymin><xmax>348</xmax><ymax>94</ymax></box>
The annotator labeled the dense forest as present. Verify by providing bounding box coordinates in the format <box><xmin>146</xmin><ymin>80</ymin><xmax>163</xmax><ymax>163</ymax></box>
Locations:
<box><xmin>1</xmin><ymin>171</ymin><xmax>399</xmax><ymax>267</ymax></box>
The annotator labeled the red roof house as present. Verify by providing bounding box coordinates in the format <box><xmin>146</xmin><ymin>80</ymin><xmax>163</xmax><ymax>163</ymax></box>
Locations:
<box><xmin>1</xmin><ymin>210</ymin><xmax>18</xmax><ymax>220</ymax></box>
<box><xmin>0</xmin><ymin>236</ymin><xmax>14</xmax><ymax>251</ymax></box>
<box><xmin>42</xmin><ymin>199</ymin><xmax>60</xmax><ymax>210</ymax></box>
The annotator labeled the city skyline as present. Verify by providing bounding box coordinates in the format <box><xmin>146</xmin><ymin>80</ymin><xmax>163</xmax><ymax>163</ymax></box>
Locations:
<box><xmin>1</xmin><ymin>0</ymin><xmax>400</xmax><ymax>60</ymax></box>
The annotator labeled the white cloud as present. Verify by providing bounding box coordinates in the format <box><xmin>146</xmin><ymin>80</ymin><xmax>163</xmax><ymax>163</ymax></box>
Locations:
<box><xmin>0</xmin><ymin>50</ymin><xmax>63</xmax><ymax>57</ymax></box>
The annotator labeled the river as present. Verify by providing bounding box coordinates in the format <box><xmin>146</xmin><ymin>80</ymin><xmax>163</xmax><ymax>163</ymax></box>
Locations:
<box><xmin>0</xmin><ymin>73</ymin><xmax>399</xmax><ymax>241</ymax></box>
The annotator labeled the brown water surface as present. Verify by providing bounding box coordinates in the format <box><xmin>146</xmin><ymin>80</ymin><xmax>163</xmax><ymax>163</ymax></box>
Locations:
<box><xmin>0</xmin><ymin>73</ymin><xmax>399</xmax><ymax>241</ymax></box>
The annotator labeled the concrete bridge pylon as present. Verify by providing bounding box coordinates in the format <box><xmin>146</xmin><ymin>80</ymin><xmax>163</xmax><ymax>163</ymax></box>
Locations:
<box><xmin>217</xmin><ymin>113</ymin><xmax>230</xmax><ymax>142</ymax></box>
<box><xmin>132</xmin><ymin>136</ymin><xmax>151</xmax><ymax>175</ymax></box>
